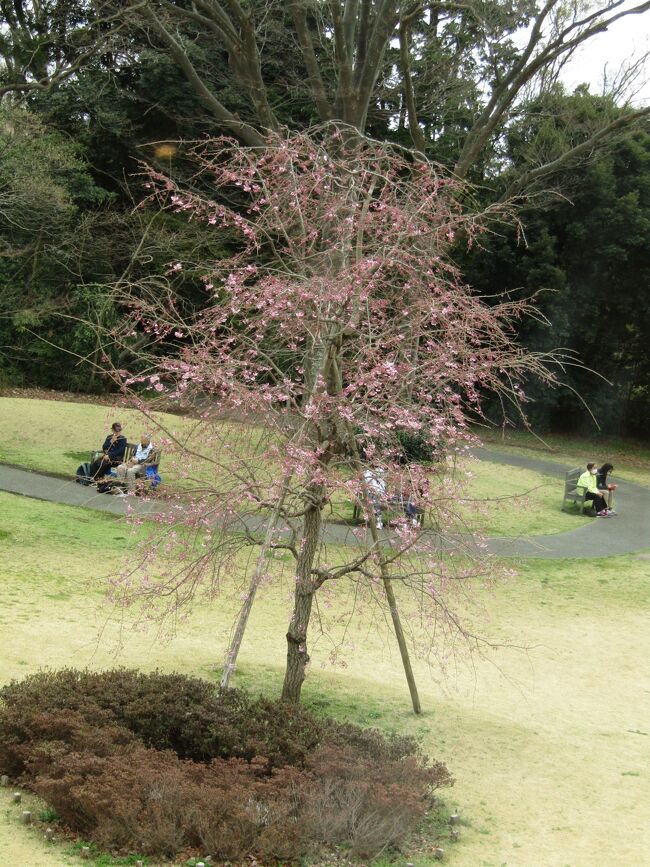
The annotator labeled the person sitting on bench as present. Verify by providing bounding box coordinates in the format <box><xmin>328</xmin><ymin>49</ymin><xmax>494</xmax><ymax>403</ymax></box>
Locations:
<box><xmin>596</xmin><ymin>462</ymin><xmax>617</xmax><ymax>513</ymax></box>
<box><xmin>577</xmin><ymin>462</ymin><xmax>612</xmax><ymax>517</ymax></box>
<box><xmin>115</xmin><ymin>433</ymin><xmax>154</xmax><ymax>496</ymax></box>
<box><xmin>403</xmin><ymin>475</ymin><xmax>428</xmax><ymax>527</ymax></box>
<box><xmin>89</xmin><ymin>422</ymin><xmax>127</xmax><ymax>481</ymax></box>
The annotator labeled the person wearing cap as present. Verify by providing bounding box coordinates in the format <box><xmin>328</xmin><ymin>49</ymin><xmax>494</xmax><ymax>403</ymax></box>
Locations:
<box><xmin>115</xmin><ymin>433</ymin><xmax>155</xmax><ymax>496</ymax></box>
<box><xmin>89</xmin><ymin>422</ymin><xmax>127</xmax><ymax>481</ymax></box>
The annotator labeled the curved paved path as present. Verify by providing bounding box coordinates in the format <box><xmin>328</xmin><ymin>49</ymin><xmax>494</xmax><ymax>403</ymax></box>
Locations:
<box><xmin>0</xmin><ymin>449</ymin><xmax>648</xmax><ymax>559</ymax></box>
<box><xmin>470</xmin><ymin>448</ymin><xmax>650</xmax><ymax>559</ymax></box>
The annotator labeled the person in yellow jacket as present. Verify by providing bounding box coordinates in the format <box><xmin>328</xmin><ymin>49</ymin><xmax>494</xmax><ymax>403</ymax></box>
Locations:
<box><xmin>577</xmin><ymin>463</ymin><xmax>613</xmax><ymax>516</ymax></box>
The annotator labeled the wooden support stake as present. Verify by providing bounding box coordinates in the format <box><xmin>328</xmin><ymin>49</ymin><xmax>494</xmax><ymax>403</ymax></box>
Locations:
<box><xmin>12</xmin><ymin>792</ymin><xmax>21</xmax><ymax>804</ymax></box>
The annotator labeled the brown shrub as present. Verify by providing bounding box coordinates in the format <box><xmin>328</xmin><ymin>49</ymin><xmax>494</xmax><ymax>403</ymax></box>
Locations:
<box><xmin>32</xmin><ymin>747</ymin><xmax>308</xmax><ymax>860</ymax></box>
<box><xmin>0</xmin><ymin>707</ymin><xmax>134</xmax><ymax>778</ymax></box>
<box><xmin>299</xmin><ymin>744</ymin><xmax>452</xmax><ymax>857</ymax></box>
<box><xmin>0</xmin><ymin>669</ymin><xmax>454</xmax><ymax>861</ymax></box>
<box><xmin>0</xmin><ymin>670</ymin><xmax>326</xmax><ymax>767</ymax></box>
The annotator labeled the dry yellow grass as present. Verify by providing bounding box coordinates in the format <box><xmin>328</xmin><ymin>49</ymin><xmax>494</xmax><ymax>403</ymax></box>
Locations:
<box><xmin>1</xmin><ymin>490</ymin><xmax>649</xmax><ymax>865</ymax></box>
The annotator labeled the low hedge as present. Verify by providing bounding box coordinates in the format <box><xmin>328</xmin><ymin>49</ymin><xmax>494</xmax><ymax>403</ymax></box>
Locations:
<box><xmin>0</xmin><ymin>669</ymin><xmax>453</xmax><ymax>860</ymax></box>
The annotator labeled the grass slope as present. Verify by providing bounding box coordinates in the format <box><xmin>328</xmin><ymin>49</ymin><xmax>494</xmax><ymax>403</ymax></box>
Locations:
<box><xmin>478</xmin><ymin>427</ymin><xmax>650</xmax><ymax>488</ymax></box>
<box><xmin>1</xmin><ymin>492</ymin><xmax>649</xmax><ymax>866</ymax></box>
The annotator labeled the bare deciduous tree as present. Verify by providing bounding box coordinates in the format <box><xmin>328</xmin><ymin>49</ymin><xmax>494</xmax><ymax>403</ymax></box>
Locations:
<box><xmin>131</xmin><ymin>0</ymin><xmax>650</xmax><ymax>190</ymax></box>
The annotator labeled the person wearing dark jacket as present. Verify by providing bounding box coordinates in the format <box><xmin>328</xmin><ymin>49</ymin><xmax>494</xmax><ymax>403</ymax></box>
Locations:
<box><xmin>89</xmin><ymin>422</ymin><xmax>127</xmax><ymax>481</ymax></box>
<box><xmin>596</xmin><ymin>462</ymin><xmax>617</xmax><ymax>512</ymax></box>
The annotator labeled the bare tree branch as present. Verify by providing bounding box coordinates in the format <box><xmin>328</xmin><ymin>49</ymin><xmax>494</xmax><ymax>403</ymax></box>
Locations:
<box><xmin>503</xmin><ymin>104</ymin><xmax>650</xmax><ymax>199</ymax></box>
<box><xmin>454</xmin><ymin>0</ymin><xmax>650</xmax><ymax>178</ymax></box>
<box><xmin>142</xmin><ymin>6</ymin><xmax>267</xmax><ymax>146</ymax></box>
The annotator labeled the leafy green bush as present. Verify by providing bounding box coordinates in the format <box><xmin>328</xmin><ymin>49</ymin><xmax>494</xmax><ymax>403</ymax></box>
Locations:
<box><xmin>395</xmin><ymin>429</ymin><xmax>438</xmax><ymax>462</ymax></box>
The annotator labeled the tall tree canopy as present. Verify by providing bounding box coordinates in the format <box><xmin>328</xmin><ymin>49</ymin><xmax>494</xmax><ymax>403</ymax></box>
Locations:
<box><xmin>2</xmin><ymin>0</ymin><xmax>650</xmax><ymax>435</ymax></box>
<box><xmin>460</xmin><ymin>96</ymin><xmax>650</xmax><ymax>436</ymax></box>
<box><xmin>3</xmin><ymin>1</ymin><xmax>650</xmax><ymax>188</ymax></box>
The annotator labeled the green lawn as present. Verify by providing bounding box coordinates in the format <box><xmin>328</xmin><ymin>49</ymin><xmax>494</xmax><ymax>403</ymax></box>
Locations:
<box><xmin>1</xmin><ymin>491</ymin><xmax>649</xmax><ymax>866</ymax></box>
<box><xmin>0</xmin><ymin>395</ymin><xmax>277</xmax><ymax>492</ymax></box>
<box><xmin>477</xmin><ymin>426</ymin><xmax>650</xmax><ymax>488</ymax></box>
<box><xmin>1</xmin><ymin>396</ymin><xmax>590</xmax><ymax>538</ymax></box>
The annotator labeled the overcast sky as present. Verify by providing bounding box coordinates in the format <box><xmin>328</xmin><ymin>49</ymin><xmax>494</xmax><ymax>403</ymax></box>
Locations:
<box><xmin>561</xmin><ymin>5</ymin><xmax>650</xmax><ymax>105</ymax></box>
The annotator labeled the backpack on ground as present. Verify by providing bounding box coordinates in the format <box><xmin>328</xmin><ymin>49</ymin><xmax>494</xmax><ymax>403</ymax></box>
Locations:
<box><xmin>75</xmin><ymin>462</ymin><xmax>92</xmax><ymax>485</ymax></box>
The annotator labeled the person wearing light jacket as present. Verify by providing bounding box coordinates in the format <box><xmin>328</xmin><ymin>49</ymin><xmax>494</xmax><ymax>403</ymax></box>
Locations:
<box><xmin>115</xmin><ymin>434</ymin><xmax>155</xmax><ymax>496</ymax></box>
<box><xmin>577</xmin><ymin>463</ymin><xmax>613</xmax><ymax>517</ymax></box>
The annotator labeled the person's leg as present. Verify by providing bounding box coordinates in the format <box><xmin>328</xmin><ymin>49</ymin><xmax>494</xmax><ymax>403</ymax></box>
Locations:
<box><xmin>90</xmin><ymin>457</ymin><xmax>109</xmax><ymax>480</ymax></box>
<box><xmin>585</xmin><ymin>492</ymin><xmax>607</xmax><ymax>514</ymax></box>
<box><xmin>598</xmin><ymin>488</ymin><xmax>612</xmax><ymax>507</ymax></box>
<box><xmin>404</xmin><ymin>498</ymin><xmax>419</xmax><ymax>523</ymax></box>
<box><xmin>368</xmin><ymin>494</ymin><xmax>383</xmax><ymax>528</ymax></box>
<box><xmin>126</xmin><ymin>466</ymin><xmax>140</xmax><ymax>492</ymax></box>
<box><xmin>116</xmin><ymin>463</ymin><xmax>128</xmax><ymax>485</ymax></box>
<box><xmin>592</xmin><ymin>493</ymin><xmax>609</xmax><ymax>513</ymax></box>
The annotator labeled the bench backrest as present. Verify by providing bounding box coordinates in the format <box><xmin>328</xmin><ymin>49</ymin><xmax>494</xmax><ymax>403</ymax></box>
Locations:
<box><xmin>565</xmin><ymin>466</ymin><xmax>582</xmax><ymax>489</ymax></box>
<box><xmin>562</xmin><ymin>466</ymin><xmax>592</xmax><ymax>512</ymax></box>
<box><xmin>145</xmin><ymin>448</ymin><xmax>161</xmax><ymax>467</ymax></box>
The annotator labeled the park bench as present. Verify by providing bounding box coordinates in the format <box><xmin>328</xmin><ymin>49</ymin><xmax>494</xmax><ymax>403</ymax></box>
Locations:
<box><xmin>351</xmin><ymin>495</ymin><xmax>425</xmax><ymax>527</ymax></box>
<box><xmin>561</xmin><ymin>466</ymin><xmax>591</xmax><ymax>513</ymax></box>
<box><xmin>87</xmin><ymin>444</ymin><xmax>163</xmax><ymax>493</ymax></box>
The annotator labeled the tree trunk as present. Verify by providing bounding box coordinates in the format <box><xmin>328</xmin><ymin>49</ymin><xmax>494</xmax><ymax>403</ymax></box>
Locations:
<box><xmin>345</xmin><ymin>436</ymin><xmax>422</xmax><ymax>714</ymax></box>
<box><xmin>281</xmin><ymin>497</ymin><xmax>322</xmax><ymax>703</ymax></box>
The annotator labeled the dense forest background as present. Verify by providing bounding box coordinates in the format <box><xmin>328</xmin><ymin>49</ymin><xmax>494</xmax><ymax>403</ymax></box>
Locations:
<box><xmin>1</xmin><ymin>0</ymin><xmax>649</xmax><ymax>436</ymax></box>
